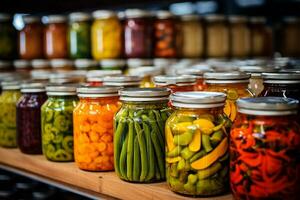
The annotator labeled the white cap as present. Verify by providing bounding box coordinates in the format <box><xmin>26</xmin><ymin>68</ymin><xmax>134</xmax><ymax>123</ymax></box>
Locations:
<box><xmin>31</xmin><ymin>59</ymin><xmax>50</xmax><ymax>69</ymax></box>
<box><xmin>13</xmin><ymin>60</ymin><xmax>31</xmax><ymax>69</ymax></box>
<box><xmin>74</xmin><ymin>59</ymin><xmax>98</xmax><ymax>69</ymax></box>
<box><xmin>92</xmin><ymin>10</ymin><xmax>116</xmax><ymax>19</ymax></box>
<box><xmin>50</xmin><ymin>59</ymin><xmax>73</xmax><ymax>68</ymax></box>
<box><xmin>69</xmin><ymin>12</ymin><xmax>91</xmax><ymax>22</ymax></box>
<box><xmin>44</xmin><ymin>15</ymin><xmax>67</xmax><ymax>23</ymax></box>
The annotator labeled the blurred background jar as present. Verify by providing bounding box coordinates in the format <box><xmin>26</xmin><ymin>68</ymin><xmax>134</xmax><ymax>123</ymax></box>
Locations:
<box><xmin>229</xmin><ymin>16</ymin><xmax>250</xmax><ymax>59</ymax></box>
<box><xmin>13</xmin><ymin>60</ymin><xmax>32</xmax><ymax>74</ymax></box>
<box><xmin>280</xmin><ymin>17</ymin><xmax>300</xmax><ymax>58</ymax></box>
<box><xmin>68</xmin><ymin>12</ymin><xmax>92</xmax><ymax>59</ymax></box>
<box><xmin>31</xmin><ymin>59</ymin><xmax>51</xmax><ymax>71</ymax></box>
<box><xmin>103</xmin><ymin>75</ymin><xmax>141</xmax><ymax>88</ymax></box>
<box><xmin>154</xmin><ymin>75</ymin><xmax>196</xmax><ymax>93</ymax></box>
<box><xmin>249</xmin><ymin>17</ymin><xmax>273</xmax><ymax>58</ymax></box>
<box><xmin>50</xmin><ymin>59</ymin><xmax>74</xmax><ymax>72</ymax></box>
<box><xmin>176</xmin><ymin>68</ymin><xmax>211</xmax><ymax>91</ymax></box>
<box><xmin>44</xmin><ymin>15</ymin><xmax>68</xmax><ymax>59</ymax></box>
<box><xmin>86</xmin><ymin>70</ymin><xmax>122</xmax><ymax>86</ymax></box>
<box><xmin>153</xmin><ymin>11</ymin><xmax>177</xmax><ymax>58</ymax></box>
<box><xmin>19</xmin><ymin>15</ymin><xmax>44</xmax><ymax>60</ymax></box>
<box><xmin>180</xmin><ymin>14</ymin><xmax>204</xmax><ymax>58</ymax></box>
<box><xmin>128</xmin><ymin>66</ymin><xmax>162</xmax><ymax>88</ymax></box>
<box><xmin>100</xmin><ymin>59</ymin><xmax>126</xmax><ymax>71</ymax></box>
<box><xmin>0</xmin><ymin>14</ymin><xmax>17</xmax><ymax>60</ymax></box>
<box><xmin>205</xmin><ymin>15</ymin><xmax>229</xmax><ymax>58</ymax></box>
<box><xmin>74</xmin><ymin>59</ymin><xmax>98</xmax><ymax>70</ymax></box>
<box><xmin>0</xmin><ymin>61</ymin><xmax>13</xmax><ymax>72</ymax></box>
<box><xmin>91</xmin><ymin>10</ymin><xmax>122</xmax><ymax>60</ymax></box>
<box><xmin>124</xmin><ymin>9</ymin><xmax>153</xmax><ymax>58</ymax></box>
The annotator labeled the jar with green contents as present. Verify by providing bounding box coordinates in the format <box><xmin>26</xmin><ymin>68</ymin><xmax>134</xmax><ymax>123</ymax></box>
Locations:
<box><xmin>0</xmin><ymin>81</ymin><xmax>22</xmax><ymax>148</ymax></box>
<box><xmin>41</xmin><ymin>85</ymin><xmax>78</xmax><ymax>162</ymax></box>
<box><xmin>0</xmin><ymin>14</ymin><xmax>17</xmax><ymax>60</ymax></box>
<box><xmin>166</xmin><ymin>92</ymin><xmax>231</xmax><ymax>196</ymax></box>
<box><xmin>114</xmin><ymin>88</ymin><xmax>171</xmax><ymax>182</ymax></box>
<box><xmin>68</xmin><ymin>12</ymin><xmax>92</xmax><ymax>59</ymax></box>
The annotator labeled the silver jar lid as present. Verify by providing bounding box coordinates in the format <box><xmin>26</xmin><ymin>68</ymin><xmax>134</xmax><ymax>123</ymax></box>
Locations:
<box><xmin>86</xmin><ymin>70</ymin><xmax>122</xmax><ymax>78</ymax></box>
<box><xmin>176</xmin><ymin>68</ymin><xmax>211</xmax><ymax>78</ymax></box>
<box><xmin>155</xmin><ymin>10</ymin><xmax>174</xmax><ymax>19</ymax></box>
<box><xmin>249</xmin><ymin>16</ymin><xmax>266</xmax><ymax>24</ymax></box>
<box><xmin>120</xmin><ymin>88</ymin><xmax>170</xmax><ymax>102</ymax></box>
<box><xmin>239</xmin><ymin>66</ymin><xmax>276</xmax><ymax>78</ymax></box>
<box><xmin>204</xmin><ymin>72</ymin><xmax>250</xmax><ymax>83</ymax></box>
<box><xmin>154</xmin><ymin>75</ymin><xmax>196</xmax><ymax>86</ymax></box>
<box><xmin>103</xmin><ymin>76</ymin><xmax>141</xmax><ymax>87</ymax></box>
<box><xmin>171</xmin><ymin>92</ymin><xmax>226</xmax><ymax>108</ymax></box>
<box><xmin>128</xmin><ymin>66</ymin><xmax>162</xmax><ymax>77</ymax></box>
<box><xmin>46</xmin><ymin>84</ymin><xmax>77</xmax><ymax>96</ymax></box>
<box><xmin>125</xmin><ymin>9</ymin><xmax>151</xmax><ymax>18</ymax></box>
<box><xmin>237</xmin><ymin>97</ymin><xmax>299</xmax><ymax>116</ymax></box>
<box><xmin>44</xmin><ymin>15</ymin><xmax>67</xmax><ymax>23</ymax></box>
<box><xmin>30</xmin><ymin>70</ymin><xmax>52</xmax><ymax>80</ymax></box>
<box><xmin>262</xmin><ymin>73</ymin><xmax>300</xmax><ymax>84</ymax></box>
<box><xmin>13</xmin><ymin>60</ymin><xmax>31</xmax><ymax>69</ymax></box>
<box><xmin>21</xmin><ymin>82</ymin><xmax>46</xmax><ymax>93</ymax></box>
<box><xmin>1</xmin><ymin>81</ymin><xmax>21</xmax><ymax>90</ymax></box>
<box><xmin>74</xmin><ymin>59</ymin><xmax>98</xmax><ymax>69</ymax></box>
<box><xmin>31</xmin><ymin>59</ymin><xmax>50</xmax><ymax>69</ymax></box>
<box><xmin>100</xmin><ymin>59</ymin><xmax>126</xmax><ymax>68</ymax></box>
<box><xmin>77</xmin><ymin>86</ymin><xmax>120</xmax><ymax>98</ymax></box>
<box><xmin>69</xmin><ymin>12</ymin><xmax>91</xmax><ymax>22</ymax></box>
<box><xmin>92</xmin><ymin>10</ymin><xmax>117</xmax><ymax>19</ymax></box>
<box><xmin>50</xmin><ymin>59</ymin><xmax>73</xmax><ymax>68</ymax></box>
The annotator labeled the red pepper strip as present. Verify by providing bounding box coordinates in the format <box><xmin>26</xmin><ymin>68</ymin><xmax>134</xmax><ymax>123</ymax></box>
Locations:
<box><xmin>239</xmin><ymin>151</ymin><xmax>261</xmax><ymax>168</ymax></box>
<box><xmin>234</xmin><ymin>185</ymin><xmax>247</xmax><ymax>195</ymax></box>
<box><xmin>239</xmin><ymin>163</ymin><xmax>248</xmax><ymax>172</ymax></box>
<box><xmin>241</xmin><ymin>135</ymin><xmax>256</xmax><ymax>149</ymax></box>
<box><xmin>231</xmin><ymin>165</ymin><xmax>244</xmax><ymax>184</ymax></box>
<box><xmin>250</xmin><ymin>169</ymin><xmax>263</xmax><ymax>182</ymax></box>
<box><xmin>288</xmin><ymin>129</ymin><xmax>300</xmax><ymax>147</ymax></box>
<box><xmin>253</xmin><ymin>176</ymin><xmax>290</xmax><ymax>194</ymax></box>
<box><xmin>266</xmin><ymin>149</ymin><xmax>291</xmax><ymax>162</ymax></box>
<box><xmin>262</xmin><ymin>153</ymin><xmax>282</xmax><ymax>181</ymax></box>
<box><xmin>249</xmin><ymin>184</ymin><xmax>268</xmax><ymax>198</ymax></box>
<box><xmin>265</xmin><ymin>130</ymin><xmax>289</xmax><ymax>145</ymax></box>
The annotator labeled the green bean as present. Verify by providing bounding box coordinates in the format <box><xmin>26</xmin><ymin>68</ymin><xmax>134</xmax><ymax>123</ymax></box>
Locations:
<box><xmin>210</xmin><ymin>130</ymin><xmax>223</xmax><ymax>145</ymax></box>
<box><xmin>155</xmin><ymin>163</ymin><xmax>161</xmax><ymax>180</ymax></box>
<box><xmin>137</xmin><ymin>130</ymin><xmax>148</xmax><ymax>181</ymax></box>
<box><xmin>119</xmin><ymin>132</ymin><xmax>128</xmax><ymax>180</ymax></box>
<box><xmin>197</xmin><ymin>162</ymin><xmax>222</xmax><ymax>180</ymax></box>
<box><xmin>189</xmin><ymin>150</ymin><xmax>206</xmax><ymax>163</ymax></box>
<box><xmin>133</xmin><ymin>136</ymin><xmax>141</xmax><ymax>181</ymax></box>
<box><xmin>151</xmin><ymin>130</ymin><xmax>165</xmax><ymax>179</ymax></box>
<box><xmin>114</xmin><ymin>119</ymin><xmax>127</xmax><ymax>176</ymax></box>
<box><xmin>202</xmin><ymin>134</ymin><xmax>213</xmax><ymax>153</ymax></box>
<box><xmin>149</xmin><ymin>111</ymin><xmax>164</xmax><ymax>150</ymax></box>
<box><xmin>144</xmin><ymin>122</ymin><xmax>155</xmax><ymax>181</ymax></box>
<box><xmin>152</xmin><ymin>110</ymin><xmax>164</xmax><ymax>135</ymax></box>
<box><xmin>126</xmin><ymin>119</ymin><xmax>134</xmax><ymax>181</ymax></box>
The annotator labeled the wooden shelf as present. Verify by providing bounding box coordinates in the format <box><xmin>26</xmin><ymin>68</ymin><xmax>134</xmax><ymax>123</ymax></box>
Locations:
<box><xmin>0</xmin><ymin>147</ymin><xmax>233</xmax><ymax>200</ymax></box>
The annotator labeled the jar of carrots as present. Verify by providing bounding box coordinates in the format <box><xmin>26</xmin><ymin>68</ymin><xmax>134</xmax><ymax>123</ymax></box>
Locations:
<box><xmin>231</xmin><ymin>97</ymin><xmax>300</xmax><ymax>199</ymax></box>
<box><xmin>73</xmin><ymin>86</ymin><xmax>121</xmax><ymax>171</ymax></box>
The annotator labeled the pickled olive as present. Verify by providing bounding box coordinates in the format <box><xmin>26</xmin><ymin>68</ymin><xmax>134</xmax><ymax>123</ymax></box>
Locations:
<box><xmin>114</xmin><ymin>88</ymin><xmax>170</xmax><ymax>182</ymax></box>
<box><xmin>166</xmin><ymin>92</ymin><xmax>230</xmax><ymax>196</ymax></box>
<box><xmin>41</xmin><ymin>92</ymin><xmax>78</xmax><ymax>162</ymax></box>
<box><xmin>0</xmin><ymin>89</ymin><xmax>22</xmax><ymax>148</ymax></box>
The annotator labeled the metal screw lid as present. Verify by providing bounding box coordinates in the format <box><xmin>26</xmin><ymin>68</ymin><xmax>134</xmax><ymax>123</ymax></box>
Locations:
<box><xmin>120</xmin><ymin>88</ymin><xmax>170</xmax><ymax>102</ymax></box>
<box><xmin>92</xmin><ymin>10</ymin><xmax>117</xmax><ymax>19</ymax></box>
<box><xmin>46</xmin><ymin>84</ymin><xmax>78</xmax><ymax>96</ymax></box>
<box><xmin>77</xmin><ymin>86</ymin><xmax>120</xmax><ymax>98</ymax></box>
<box><xmin>103</xmin><ymin>76</ymin><xmax>141</xmax><ymax>87</ymax></box>
<box><xmin>20</xmin><ymin>82</ymin><xmax>46</xmax><ymax>93</ymax></box>
<box><xmin>262</xmin><ymin>73</ymin><xmax>300</xmax><ymax>84</ymax></box>
<box><xmin>153</xmin><ymin>75</ymin><xmax>196</xmax><ymax>86</ymax></box>
<box><xmin>69</xmin><ymin>12</ymin><xmax>91</xmax><ymax>21</ymax></box>
<box><xmin>1</xmin><ymin>81</ymin><xmax>21</xmax><ymax>90</ymax></box>
<box><xmin>204</xmin><ymin>72</ymin><xmax>250</xmax><ymax>83</ymax></box>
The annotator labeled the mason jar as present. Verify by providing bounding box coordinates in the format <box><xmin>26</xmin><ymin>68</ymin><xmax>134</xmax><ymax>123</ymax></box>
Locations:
<box><xmin>86</xmin><ymin>70</ymin><xmax>122</xmax><ymax>86</ymax></box>
<box><xmin>114</xmin><ymin>88</ymin><xmax>171</xmax><ymax>182</ymax></box>
<box><xmin>154</xmin><ymin>75</ymin><xmax>196</xmax><ymax>93</ymax></box>
<box><xmin>166</xmin><ymin>91</ymin><xmax>231</xmax><ymax>196</ymax></box>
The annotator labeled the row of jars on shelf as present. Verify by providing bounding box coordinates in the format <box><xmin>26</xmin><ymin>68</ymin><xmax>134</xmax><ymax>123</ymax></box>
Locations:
<box><xmin>0</xmin><ymin>74</ymin><xmax>299</xmax><ymax>199</ymax></box>
<box><xmin>2</xmin><ymin>10</ymin><xmax>300</xmax><ymax>61</ymax></box>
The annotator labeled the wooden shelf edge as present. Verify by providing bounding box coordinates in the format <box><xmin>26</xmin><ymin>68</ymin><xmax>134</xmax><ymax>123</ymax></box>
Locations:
<box><xmin>0</xmin><ymin>148</ymin><xmax>233</xmax><ymax>200</ymax></box>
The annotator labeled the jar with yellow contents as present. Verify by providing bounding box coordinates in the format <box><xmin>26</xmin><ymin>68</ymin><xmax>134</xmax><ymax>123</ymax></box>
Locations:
<box><xmin>91</xmin><ymin>10</ymin><xmax>122</xmax><ymax>60</ymax></box>
<box><xmin>204</xmin><ymin>72</ymin><xmax>252</xmax><ymax>122</ymax></box>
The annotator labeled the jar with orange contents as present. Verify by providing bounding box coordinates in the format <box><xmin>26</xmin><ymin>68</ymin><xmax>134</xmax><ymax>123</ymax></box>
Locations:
<box><xmin>204</xmin><ymin>72</ymin><xmax>252</xmax><ymax>122</ymax></box>
<box><xmin>73</xmin><ymin>86</ymin><xmax>121</xmax><ymax>171</ymax></box>
<box><xmin>153</xmin><ymin>75</ymin><xmax>196</xmax><ymax>93</ymax></box>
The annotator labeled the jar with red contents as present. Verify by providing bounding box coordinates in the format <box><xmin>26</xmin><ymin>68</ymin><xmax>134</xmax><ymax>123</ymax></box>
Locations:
<box><xmin>44</xmin><ymin>15</ymin><xmax>68</xmax><ymax>59</ymax></box>
<box><xmin>16</xmin><ymin>83</ymin><xmax>47</xmax><ymax>154</ymax></box>
<box><xmin>19</xmin><ymin>15</ymin><xmax>44</xmax><ymax>59</ymax></box>
<box><xmin>176</xmin><ymin>68</ymin><xmax>211</xmax><ymax>91</ymax></box>
<box><xmin>86</xmin><ymin>70</ymin><xmax>122</xmax><ymax>86</ymax></box>
<box><xmin>153</xmin><ymin>11</ymin><xmax>177</xmax><ymax>58</ymax></box>
<box><xmin>153</xmin><ymin>75</ymin><xmax>196</xmax><ymax>93</ymax></box>
<box><xmin>124</xmin><ymin>9</ymin><xmax>153</xmax><ymax>58</ymax></box>
<box><xmin>230</xmin><ymin>97</ymin><xmax>300</xmax><ymax>200</ymax></box>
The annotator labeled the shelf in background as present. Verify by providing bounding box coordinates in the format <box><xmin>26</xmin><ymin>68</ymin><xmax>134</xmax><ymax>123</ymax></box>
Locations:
<box><xmin>0</xmin><ymin>147</ymin><xmax>233</xmax><ymax>200</ymax></box>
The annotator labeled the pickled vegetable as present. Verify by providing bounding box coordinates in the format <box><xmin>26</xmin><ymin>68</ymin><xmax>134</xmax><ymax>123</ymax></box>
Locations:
<box><xmin>0</xmin><ymin>90</ymin><xmax>22</xmax><ymax>147</ymax></box>
<box><xmin>41</xmin><ymin>96</ymin><xmax>78</xmax><ymax>162</ymax></box>
<box><xmin>166</xmin><ymin>110</ymin><xmax>231</xmax><ymax>196</ymax></box>
<box><xmin>73</xmin><ymin>95</ymin><xmax>120</xmax><ymax>171</ymax></box>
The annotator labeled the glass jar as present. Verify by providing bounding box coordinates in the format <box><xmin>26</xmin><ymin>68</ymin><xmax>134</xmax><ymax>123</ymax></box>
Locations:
<box><xmin>41</xmin><ymin>85</ymin><xmax>78</xmax><ymax>162</ymax></box>
<box><xmin>166</xmin><ymin>92</ymin><xmax>230</xmax><ymax>196</ymax></box>
<box><xmin>204</xmin><ymin>72</ymin><xmax>252</xmax><ymax>122</ymax></box>
<box><xmin>50</xmin><ymin>59</ymin><xmax>74</xmax><ymax>72</ymax></box>
<box><xmin>154</xmin><ymin>75</ymin><xmax>196</xmax><ymax>93</ymax></box>
<box><xmin>103</xmin><ymin>76</ymin><xmax>141</xmax><ymax>88</ymax></box>
<box><xmin>73</xmin><ymin>86</ymin><xmax>121</xmax><ymax>171</ymax></box>
<box><xmin>249</xmin><ymin>17</ymin><xmax>273</xmax><ymax>57</ymax></box>
<box><xmin>205</xmin><ymin>15</ymin><xmax>229</xmax><ymax>58</ymax></box>
<box><xmin>74</xmin><ymin>59</ymin><xmax>98</xmax><ymax>70</ymax></box>
<box><xmin>19</xmin><ymin>15</ymin><xmax>44</xmax><ymax>59</ymax></box>
<box><xmin>239</xmin><ymin>66</ymin><xmax>276</xmax><ymax>97</ymax></box>
<box><xmin>100</xmin><ymin>59</ymin><xmax>126</xmax><ymax>71</ymax></box>
<box><xmin>0</xmin><ymin>81</ymin><xmax>22</xmax><ymax>148</ymax></box>
<box><xmin>180</xmin><ymin>15</ymin><xmax>204</xmax><ymax>58</ymax></box>
<box><xmin>44</xmin><ymin>15</ymin><xmax>68</xmax><ymax>59</ymax></box>
<box><xmin>154</xmin><ymin>11</ymin><xmax>177</xmax><ymax>58</ymax></box>
<box><xmin>128</xmin><ymin>66</ymin><xmax>162</xmax><ymax>88</ymax></box>
<box><xmin>13</xmin><ymin>60</ymin><xmax>32</xmax><ymax>73</ymax></box>
<box><xmin>124</xmin><ymin>9</ymin><xmax>153</xmax><ymax>58</ymax></box>
<box><xmin>91</xmin><ymin>10</ymin><xmax>122</xmax><ymax>60</ymax></box>
<box><xmin>16</xmin><ymin>83</ymin><xmax>47</xmax><ymax>154</ymax></box>
<box><xmin>31</xmin><ymin>59</ymin><xmax>51</xmax><ymax>70</ymax></box>
<box><xmin>176</xmin><ymin>68</ymin><xmax>211</xmax><ymax>91</ymax></box>
<box><xmin>281</xmin><ymin>17</ymin><xmax>300</xmax><ymax>57</ymax></box>
<box><xmin>68</xmin><ymin>12</ymin><xmax>92</xmax><ymax>59</ymax></box>
<box><xmin>86</xmin><ymin>70</ymin><xmax>122</xmax><ymax>86</ymax></box>
<box><xmin>261</xmin><ymin>73</ymin><xmax>300</xmax><ymax>101</ymax></box>
<box><xmin>229</xmin><ymin>16</ymin><xmax>251</xmax><ymax>59</ymax></box>
<box><xmin>114</xmin><ymin>88</ymin><xmax>171</xmax><ymax>182</ymax></box>
<box><xmin>231</xmin><ymin>97</ymin><xmax>300</xmax><ymax>200</ymax></box>
<box><xmin>0</xmin><ymin>14</ymin><xmax>17</xmax><ymax>60</ymax></box>
<box><xmin>0</xmin><ymin>61</ymin><xmax>12</xmax><ymax>72</ymax></box>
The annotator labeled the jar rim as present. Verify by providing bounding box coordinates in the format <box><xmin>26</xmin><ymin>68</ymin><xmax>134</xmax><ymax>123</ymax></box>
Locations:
<box><xmin>13</xmin><ymin>60</ymin><xmax>31</xmax><ymax>69</ymax></box>
<box><xmin>31</xmin><ymin>59</ymin><xmax>50</xmax><ymax>68</ymax></box>
<box><xmin>1</xmin><ymin>81</ymin><xmax>21</xmax><ymax>90</ymax></box>
<box><xmin>249</xmin><ymin>16</ymin><xmax>266</xmax><ymax>23</ymax></box>
<box><xmin>103</xmin><ymin>76</ymin><xmax>141</xmax><ymax>83</ymax></box>
<box><xmin>153</xmin><ymin>75</ymin><xmax>196</xmax><ymax>85</ymax></box>
<box><xmin>125</xmin><ymin>9</ymin><xmax>151</xmax><ymax>18</ymax></box>
<box><xmin>228</xmin><ymin>15</ymin><xmax>248</xmax><ymax>23</ymax></box>
<box><xmin>171</xmin><ymin>91</ymin><xmax>226</xmax><ymax>108</ymax></box>
<box><xmin>100</xmin><ymin>59</ymin><xmax>126</xmax><ymax>67</ymax></box>
<box><xmin>69</xmin><ymin>12</ymin><xmax>91</xmax><ymax>21</ymax></box>
<box><xmin>262</xmin><ymin>73</ymin><xmax>300</xmax><ymax>81</ymax></box>
<box><xmin>92</xmin><ymin>10</ymin><xmax>117</xmax><ymax>19</ymax></box>
<box><xmin>44</xmin><ymin>15</ymin><xmax>67</xmax><ymax>23</ymax></box>
<box><xmin>155</xmin><ymin>10</ymin><xmax>174</xmax><ymax>19</ymax></box>
<box><xmin>21</xmin><ymin>82</ymin><xmax>46</xmax><ymax>93</ymax></box>
<box><xmin>120</xmin><ymin>88</ymin><xmax>170</xmax><ymax>102</ymax></box>
<box><xmin>204</xmin><ymin>72</ymin><xmax>250</xmax><ymax>83</ymax></box>
<box><xmin>50</xmin><ymin>59</ymin><xmax>73</xmax><ymax>68</ymax></box>
<box><xmin>239</xmin><ymin>66</ymin><xmax>276</xmax><ymax>73</ymax></box>
<box><xmin>204</xmin><ymin>14</ymin><xmax>226</xmax><ymax>22</ymax></box>
<box><xmin>46</xmin><ymin>84</ymin><xmax>78</xmax><ymax>96</ymax></box>
<box><xmin>77</xmin><ymin>86</ymin><xmax>120</xmax><ymax>97</ymax></box>
<box><xmin>74</xmin><ymin>59</ymin><xmax>98</xmax><ymax>69</ymax></box>
<box><xmin>87</xmin><ymin>70</ymin><xmax>122</xmax><ymax>78</ymax></box>
<box><xmin>237</xmin><ymin>97</ymin><xmax>299</xmax><ymax>116</ymax></box>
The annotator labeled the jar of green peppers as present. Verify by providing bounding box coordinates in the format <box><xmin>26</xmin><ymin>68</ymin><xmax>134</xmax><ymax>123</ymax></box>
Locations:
<box><xmin>0</xmin><ymin>81</ymin><xmax>22</xmax><ymax>148</ymax></box>
<box><xmin>41</xmin><ymin>85</ymin><xmax>78</xmax><ymax>162</ymax></box>
<box><xmin>0</xmin><ymin>14</ymin><xmax>17</xmax><ymax>60</ymax></box>
<box><xmin>114</xmin><ymin>88</ymin><xmax>171</xmax><ymax>182</ymax></box>
<box><xmin>68</xmin><ymin>12</ymin><xmax>91</xmax><ymax>59</ymax></box>
<box><xmin>166</xmin><ymin>92</ymin><xmax>231</xmax><ymax>196</ymax></box>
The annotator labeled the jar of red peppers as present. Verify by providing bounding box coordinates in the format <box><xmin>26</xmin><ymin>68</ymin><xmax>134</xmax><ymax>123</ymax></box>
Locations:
<box><xmin>16</xmin><ymin>83</ymin><xmax>47</xmax><ymax>154</ymax></box>
<box><xmin>44</xmin><ymin>15</ymin><xmax>68</xmax><ymax>59</ymax></box>
<box><xmin>231</xmin><ymin>97</ymin><xmax>300</xmax><ymax>200</ymax></box>
<box><xmin>124</xmin><ymin>9</ymin><xmax>153</xmax><ymax>58</ymax></box>
<box><xmin>154</xmin><ymin>75</ymin><xmax>196</xmax><ymax>93</ymax></box>
<box><xmin>73</xmin><ymin>86</ymin><xmax>121</xmax><ymax>171</ymax></box>
<box><xmin>86</xmin><ymin>70</ymin><xmax>122</xmax><ymax>86</ymax></box>
<box><xmin>153</xmin><ymin>11</ymin><xmax>177</xmax><ymax>58</ymax></box>
<box><xmin>19</xmin><ymin>15</ymin><xmax>44</xmax><ymax>59</ymax></box>
<box><xmin>103</xmin><ymin>76</ymin><xmax>141</xmax><ymax>88</ymax></box>
<box><xmin>261</xmin><ymin>73</ymin><xmax>300</xmax><ymax>101</ymax></box>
